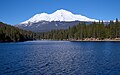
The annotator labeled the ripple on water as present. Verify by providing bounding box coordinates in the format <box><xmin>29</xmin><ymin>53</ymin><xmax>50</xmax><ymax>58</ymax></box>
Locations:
<box><xmin>0</xmin><ymin>41</ymin><xmax>120</xmax><ymax>75</ymax></box>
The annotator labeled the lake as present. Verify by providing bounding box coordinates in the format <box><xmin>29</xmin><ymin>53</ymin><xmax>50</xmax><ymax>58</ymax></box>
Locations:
<box><xmin>0</xmin><ymin>41</ymin><xmax>120</xmax><ymax>75</ymax></box>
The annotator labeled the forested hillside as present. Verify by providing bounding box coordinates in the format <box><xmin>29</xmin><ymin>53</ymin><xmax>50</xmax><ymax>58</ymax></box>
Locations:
<box><xmin>0</xmin><ymin>19</ymin><xmax>120</xmax><ymax>42</ymax></box>
<box><xmin>0</xmin><ymin>22</ymin><xmax>36</xmax><ymax>42</ymax></box>
<box><xmin>40</xmin><ymin>19</ymin><xmax>120</xmax><ymax>40</ymax></box>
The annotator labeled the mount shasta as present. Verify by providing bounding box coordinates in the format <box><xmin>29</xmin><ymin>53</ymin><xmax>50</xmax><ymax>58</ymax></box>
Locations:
<box><xmin>16</xmin><ymin>9</ymin><xmax>98</xmax><ymax>32</ymax></box>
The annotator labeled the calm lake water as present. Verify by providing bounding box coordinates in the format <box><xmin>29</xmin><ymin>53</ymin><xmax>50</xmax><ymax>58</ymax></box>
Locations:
<box><xmin>0</xmin><ymin>41</ymin><xmax>120</xmax><ymax>75</ymax></box>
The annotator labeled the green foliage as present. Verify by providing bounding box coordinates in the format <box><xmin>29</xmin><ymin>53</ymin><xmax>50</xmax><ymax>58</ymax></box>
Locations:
<box><xmin>1</xmin><ymin>18</ymin><xmax>120</xmax><ymax>42</ymax></box>
<box><xmin>0</xmin><ymin>22</ymin><xmax>35</xmax><ymax>42</ymax></box>
<box><xmin>41</xmin><ymin>19</ymin><xmax>120</xmax><ymax>40</ymax></box>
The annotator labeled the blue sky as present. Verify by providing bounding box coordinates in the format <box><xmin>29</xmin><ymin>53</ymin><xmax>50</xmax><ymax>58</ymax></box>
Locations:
<box><xmin>0</xmin><ymin>0</ymin><xmax>120</xmax><ymax>25</ymax></box>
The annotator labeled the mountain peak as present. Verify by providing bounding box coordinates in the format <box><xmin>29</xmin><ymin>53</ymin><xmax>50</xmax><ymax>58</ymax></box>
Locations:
<box><xmin>54</xmin><ymin>9</ymin><xmax>72</xmax><ymax>13</ymax></box>
<box><xmin>21</xmin><ymin>9</ymin><xmax>98</xmax><ymax>24</ymax></box>
<box><xmin>52</xmin><ymin>9</ymin><xmax>73</xmax><ymax>16</ymax></box>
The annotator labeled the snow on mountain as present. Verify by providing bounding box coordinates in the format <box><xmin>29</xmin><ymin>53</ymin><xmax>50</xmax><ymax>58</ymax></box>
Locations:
<box><xmin>20</xmin><ymin>9</ymin><xmax>98</xmax><ymax>24</ymax></box>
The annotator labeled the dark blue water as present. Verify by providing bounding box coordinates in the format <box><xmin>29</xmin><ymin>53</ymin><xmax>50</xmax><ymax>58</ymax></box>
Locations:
<box><xmin>0</xmin><ymin>41</ymin><xmax>120</xmax><ymax>75</ymax></box>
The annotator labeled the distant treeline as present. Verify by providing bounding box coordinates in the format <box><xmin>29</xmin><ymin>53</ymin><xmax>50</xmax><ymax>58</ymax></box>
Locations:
<box><xmin>0</xmin><ymin>22</ymin><xmax>36</xmax><ymax>42</ymax></box>
<box><xmin>0</xmin><ymin>19</ymin><xmax>120</xmax><ymax>42</ymax></box>
<box><xmin>39</xmin><ymin>19</ymin><xmax>120</xmax><ymax>40</ymax></box>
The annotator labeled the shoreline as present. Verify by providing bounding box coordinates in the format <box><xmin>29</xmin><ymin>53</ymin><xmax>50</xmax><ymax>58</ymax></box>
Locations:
<box><xmin>41</xmin><ymin>38</ymin><xmax>120</xmax><ymax>42</ymax></box>
<box><xmin>70</xmin><ymin>40</ymin><xmax>120</xmax><ymax>42</ymax></box>
<box><xmin>1</xmin><ymin>39</ymin><xmax>120</xmax><ymax>43</ymax></box>
<box><xmin>69</xmin><ymin>38</ymin><xmax>120</xmax><ymax>42</ymax></box>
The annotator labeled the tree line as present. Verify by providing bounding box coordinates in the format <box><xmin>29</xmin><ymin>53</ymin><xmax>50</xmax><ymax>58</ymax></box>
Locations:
<box><xmin>0</xmin><ymin>19</ymin><xmax>120</xmax><ymax>42</ymax></box>
<box><xmin>39</xmin><ymin>19</ymin><xmax>120</xmax><ymax>40</ymax></box>
<box><xmin>0</xmin><ymin>22</ymin><xmax>37</xmax><ymax>42</ymax></box>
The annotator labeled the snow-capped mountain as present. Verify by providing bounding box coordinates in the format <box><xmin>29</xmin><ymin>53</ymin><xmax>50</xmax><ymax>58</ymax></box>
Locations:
<box><xmin>16</xmin><ymin>9</ymin><xmax>98</xmax><ymax>32</ymax></box>
<box><xmin>21</xmin><ymin>9</ymin><xmax>98</xmax><ymax>24</ymax></box>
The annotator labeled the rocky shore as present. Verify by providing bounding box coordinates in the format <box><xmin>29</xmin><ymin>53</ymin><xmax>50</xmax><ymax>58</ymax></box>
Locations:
<box><xmin>70</xmin><ymin>38</ymin><xmax>120</xmax><ymax>42</ymax></box>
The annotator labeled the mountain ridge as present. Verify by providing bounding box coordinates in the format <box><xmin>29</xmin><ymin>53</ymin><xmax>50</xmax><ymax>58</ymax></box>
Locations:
<box><xmin>21</xmin><ymin>9</ymin><xmax>98</xmax><ymax>24</ymax></box>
